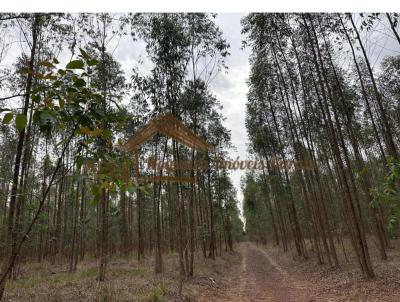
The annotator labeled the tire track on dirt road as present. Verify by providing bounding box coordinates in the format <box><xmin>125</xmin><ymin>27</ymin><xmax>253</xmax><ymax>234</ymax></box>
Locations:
<box><xmin>222</xmin><ymin>242</ymin><xmax>315</xmax><ymax>302</ymax></box>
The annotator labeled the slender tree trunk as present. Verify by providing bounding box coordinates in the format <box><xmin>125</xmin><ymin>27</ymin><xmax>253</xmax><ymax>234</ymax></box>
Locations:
<box><xmin>386</xmin><ymin>13</ymin><xmax>400</xmax><ymax>46</ymax></box>
<box><xmin>0</xmin><ymin>15</ymin><xmax>39</xmax><ymax>299</ymax></box>
<box><xmin>97</xmin><ymin>188</ymin><xmax>108</xmax><ymax>281</ymax></box>
<box><xmin>304</xmin><ymin>14</ymin><xmax>374</xmax><ymax>277</ymax></box>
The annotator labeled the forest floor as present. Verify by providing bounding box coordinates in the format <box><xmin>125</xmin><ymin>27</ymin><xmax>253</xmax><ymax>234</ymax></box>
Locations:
<box><xmin>2</xmin><ymin>248</ymin><xmax>241</xmax><ymax>302</ymax></box>
<box><xmin>258</xmin><ymin>238</ymin><xmax>400</xmax><ymax>301</ymax></box>
<box><xmin>3</xmin><ymin>240</ymin><xmax>400</xmax><ymax>301</ymax></box>
<box><xmin>218</xmin><ymin>242</ymin><xmax>312</xmax><ymax>302</ymax></box>
<box><xmin>217</xmin><ymin>240</ymin><xmax>400</xmax><ymax>301</ymax></box>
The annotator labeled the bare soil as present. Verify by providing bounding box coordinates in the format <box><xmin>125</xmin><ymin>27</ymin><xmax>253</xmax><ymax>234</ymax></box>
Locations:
<box><xmin>261</xmin><ymin>238</ymin><xmax>400</xmax><ymax>301</ymax></box>
<box><xmin>4</xmin><ymin>240</ymin><xmax>400</xmax><ymax>301</ymax></box>
<box><xmin>220</xmin><ymin>242</ymin><xmax>314</xmax><ymax>302</ymax></box>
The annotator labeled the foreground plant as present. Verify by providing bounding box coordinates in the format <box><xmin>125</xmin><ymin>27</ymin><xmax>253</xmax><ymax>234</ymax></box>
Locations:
<box><xmin>0</xmin><ymin>49</ymin><xmax>132</xmax><ymax>299</ymax></box>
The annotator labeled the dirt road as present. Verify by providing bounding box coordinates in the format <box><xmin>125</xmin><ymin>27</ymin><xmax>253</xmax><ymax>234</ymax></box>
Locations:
<box><xmin>222</xmin><ymin>242</ymin><xmax>314</xmax><ymax>302</ymax></box>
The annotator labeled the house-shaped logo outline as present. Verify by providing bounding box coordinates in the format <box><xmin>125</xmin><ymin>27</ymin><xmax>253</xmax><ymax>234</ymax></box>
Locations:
<box><xmin>124</xmin><ymin>112</ymin><xmax>212</xmax><ymax>183</ymax></box>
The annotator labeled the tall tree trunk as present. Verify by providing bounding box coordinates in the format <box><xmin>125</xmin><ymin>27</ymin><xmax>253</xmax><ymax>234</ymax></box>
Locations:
<box><xmin>97</xmin><ymin>188</ymin><xmax>108</xmax><ymax>281</ymax></box>
<box><xmin>386</xmin><ymin>13</ymin><xmax>400</xmax><ymax>46</ymax></box>
<box><xmin>304</xmin><ymin>14</ymin><xmax>374</xmax><ymax>278</ymax></box>
<box><xmin>0</xmin><ymin>15</ymin><xmax>39</xmax><ymax>299</ymax></box>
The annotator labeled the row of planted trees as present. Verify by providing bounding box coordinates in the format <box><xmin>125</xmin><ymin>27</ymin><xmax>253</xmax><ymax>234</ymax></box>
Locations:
<box><xmin>0</xmin><ymin>13</ymin><xmax>243</xmax><ymax>299</ymax></box>
<box><xmin>242</xmin><ymin>13</ymin><xmax>400</xmax><ymax>279</ymax></box>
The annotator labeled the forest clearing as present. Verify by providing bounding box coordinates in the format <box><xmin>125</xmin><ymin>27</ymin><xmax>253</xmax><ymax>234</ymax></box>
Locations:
<box><xmin>1</xmin><ymin>11</ymin><xmax>400</xmax><ymax>301</ymax></box>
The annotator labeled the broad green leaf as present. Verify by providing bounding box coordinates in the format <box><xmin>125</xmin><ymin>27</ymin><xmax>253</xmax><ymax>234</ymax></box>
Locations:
<box><xmin>87</xmin><ymin>59</ymin><xmax>98</xmax><ymax>66</ymax></box>
<box><xmin>66</xmin><ymin>87</ymin><xmax>77</xmax><ymax>93</ymax></box>
<box><xmin>66</xmin><ymin>60</ymin><xmax>84</xmax><ymax>70</ymax></box>
<box><xmin>32</xmin><ymin>110</ymin><xmax>42</xmax><ymax>124</ymax></box>
<box><xmin>2</xmin><ymin>112</ymin><xmax>13</xmax><ymax>124</ymax></box>
<box><xmin>52</xmin><ymin>80</ymin><xmax>62</xmax><ymax>88</ymax></box>
<box><xmin>74</xmin><ymin>78</ymin><xmax>86</xmax><ymax>88</ymax></box>
<box><xmin>15</xmin><ymin>114</ymin><xmax>27</xmax><ymax>131</ymax></box>
<box><xmin>79</xmin><ymin>48</ymin><xmax>91</xmax><ymax>60</ymax></box>
<box><xmin>76</xmin><ymin>156</ymin><xmax>84</xmax><ymax>170</ymax></box>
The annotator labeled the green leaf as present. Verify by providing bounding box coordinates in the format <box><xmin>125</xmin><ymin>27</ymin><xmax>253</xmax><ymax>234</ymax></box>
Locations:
<box><xmin>76</xmin><ymin>156</ymin><xmax>84</xmax><ymax>170</ymax></box>
<box><xmin>66</xmin><ymin>60</ymin><xmax>84</xmax><ymax>70</ymax></box>
<box><xmin>74</xmin><ymin>78</ymin><xmax>86</xmax><ymax>88</ymax></box>
<box><xmin>2</xmin><ymin>112</ymin><xmax>13</xmax><ymax>124</ymax></box>
<box><xmin>53</xmin><ymin>58</ymin><xmax>59</xmax><ymax>64</ymax></box>
<box><xmin>87</xmin><ymin>59</ymin><xmax>98</xmax><ymax>66</ymax></box>
<box><xmin>32</xmin><ymin>110</ymin><xmax>42</xmax><ymax>124</ymax></box>
<box><xmin>79</xmin><ymin>48</ymin><xmax>91</xmax><ymax>60</ymax></box>
<box><xmin>52</xmin><ymin>80</ymin><xmax>62</xmax><ymax>88</ymax></box>
<box><xmin>66</xmin><ymin>87</ymin><xmax>77</xmax><ymax>93</ymax></box>
<box><xmin>58</xmin><ymin>69</ymin><xmax>66</xmax><ymax>76</ymax></box>
<box><xmin>15</xmin><ymin>114</ymin><xmax>27</xmax><ymax>131</ymax></box>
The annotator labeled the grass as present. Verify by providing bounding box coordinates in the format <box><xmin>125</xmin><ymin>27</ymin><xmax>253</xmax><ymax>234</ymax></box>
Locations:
<box><xmin>6</xmin><ymin>261</ymin><xmax>147</xmax><ymax>288</ymax></box>
<box><xmin>7</xmin><ymin>272</ymin><xmax>76</xmax><ymax>290</ymax></box>
<box><xmin>79</xmin><ymin>267</ymin><xmax>98</xmax><ymax>278</ymax></box>
<box><xmin>97</xmin><ymin>285</ymin><xmax>117</xmax><ymax>302</ymax></box>
<box><xmin>6</xmin><ymin>277</ymin><xmax>38</xmax><ymax>290</ymax></box>
<box><xmin>3</xmin><ymin>250</ymin><xmax>240</xmax><ymax>301</ymax></box>
<box><xmin>147</xmin><ymin>284</ymin><xmax>168</xmax><ymax>302</ymax></box>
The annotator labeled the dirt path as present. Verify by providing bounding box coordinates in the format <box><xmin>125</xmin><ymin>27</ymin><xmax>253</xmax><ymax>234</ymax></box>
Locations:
<box><xmin>222</xmin><ymin>242</ymin><xmax>314</xmax><ymax>302</ymax></box>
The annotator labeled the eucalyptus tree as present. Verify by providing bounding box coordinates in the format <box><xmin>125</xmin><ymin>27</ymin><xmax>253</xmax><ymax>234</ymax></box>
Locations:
<box><xmin>71</xmin><ymin>13</ymin><xmax>129</xmax><ymax>281</ymax></box>
<box><xmin>0</xmin><ymin>13</ymin><xmax>76</xmax><ymax>291</ymax></box>
<box><xmin>242</xmin><ymin>13</ymin><xmax>400</xmax><ymax>278</ymax></box>
<box><xmin>130</xmin><ymin>13</ymin><xmax>230</xmax><ymax>281</ymax></box>
<box><xmin>385</xmin><ymin>13</ymin><xmax>400</xmax><ymax>46</ymax></box>
<box><xmin>0</xmin><ymin>43</ymin><xmax>131</xmax><ymax>298</ymax></box>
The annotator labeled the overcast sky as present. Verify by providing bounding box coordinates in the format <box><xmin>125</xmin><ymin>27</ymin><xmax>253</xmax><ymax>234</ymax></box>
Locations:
<box><xmin>211</xmin><ymin>14</ymin><xmax>250</xmax><ymax>205</ymax></box>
